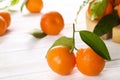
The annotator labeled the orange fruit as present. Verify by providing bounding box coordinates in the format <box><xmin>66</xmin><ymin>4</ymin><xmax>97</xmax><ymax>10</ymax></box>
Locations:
<box><xmin>76</xmin><ymin>47</ymin><xmax>105</xmax><ymax>76</ymax></box>
<box><xmin>26</xmin><ymin>0</ymin><xmax>43</xmax><ymax>13</ymax></box>
<box><xmin>0</xmin><ymin>16</ymin><xmax>7</xmax><ymax>36</ymax></box>
<box><xmin>46</xmin><ymin>46</ymin><xmax>76</xmax><ymax>75</ymax></box>
<box><xmin>87</xmin><ymin>0</ymin><xmax>113</xmax><ymax>20</ymax></box>
<box><xmin>0</xmin><ymin>11</ymin><xmax>11</xmax><ymax>27</ymax></box>
<box><xmin>104</xmin><ymin>0</ymin><xmax>113</xmax><ymax>15</ymax></box>
<box><xmin>40</xmin><ymin>11</ymin><xmax>64</xmax><ymax>35</ymax></box>
<box><xmin>117</xmin><ymin>4</ymin><xmax>120</xmax><ymax>17</ymax></box>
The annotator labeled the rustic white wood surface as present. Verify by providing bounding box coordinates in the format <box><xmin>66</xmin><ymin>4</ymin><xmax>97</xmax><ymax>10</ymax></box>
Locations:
<box><xmin>0</xmin><ymin>0</ymin><xmax>120</xmax><ymax>80</ymax></box>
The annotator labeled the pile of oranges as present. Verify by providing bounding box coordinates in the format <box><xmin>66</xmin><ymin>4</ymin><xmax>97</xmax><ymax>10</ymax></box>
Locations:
<box><xmin>0</xmin><ymin>0</ymin><xmax>111</xmax><ymax>77</ymax></box>
<box><xmin>24</xmin><ymin>0</ymin><xmax>65</xmax><ymax>35</ymax></box>
<box><xmin>0</xmin><ymin>0</ymin><xmax>64</xmax><ymax>36</ymax></box>
<box><xmin>21</xmin><ymin>0</ymin><xmax>108</xmax><ymax>76</ymax></box>
<box><xmin>46</xmin><ymin>0</ymin><xmax>114</xmax><ymax>76</ymax></box>
<box><xmin>24</xmin><ymin>0</ymin><xmax>64</xmax><ymax>35</ymax></box>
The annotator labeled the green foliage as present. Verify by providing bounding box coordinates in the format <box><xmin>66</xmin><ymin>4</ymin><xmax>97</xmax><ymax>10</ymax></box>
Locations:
<box><xmin>30</xmin><ymin>28</ymin><xmax>47</xmax><ymax>38</ymax></box>
<box><xmin>93</xmin><ymin>13</ymin><xmax>120</xmax><ymax>36</ymax></box>
<box><xmin>10</xmin><ymin>0</ymin><xmax>19</xmax><ymax>6</ymax></box>
<box><xmin>90</xmin><ymin>0</ymin><xmax>107</xmax><ymax>20</ymax></box>
<box><xmin>49</xmin><ymin>36</ymin><xmax>74</xmax><ymax>52</ymax></box>
<box><xmin>80</xmin><ymin>30</ymin><xmax>111</xmax><ymax>61</ymax></box>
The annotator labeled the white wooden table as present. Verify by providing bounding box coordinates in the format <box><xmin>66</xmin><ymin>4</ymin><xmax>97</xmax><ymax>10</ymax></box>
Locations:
<box><xmin>0</xmin><ymin>0</ymin><xmax>120</xmax><ymax>80</ymax></box>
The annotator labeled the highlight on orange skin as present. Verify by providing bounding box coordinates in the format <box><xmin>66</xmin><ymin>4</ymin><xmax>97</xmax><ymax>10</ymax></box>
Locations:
<box><xmin>0</xmin><ymin>16</ymin><xmax>7</xmax><ymax>36</ymax></box>
<box><xmin>25</xmin><ymin>0</ymin><xmax>43</xmax><ymax>13</ymax></box>
<box><xmin>0</xmin><ymin>11</ymin><xmax>11</xmax><ymax>27</ymax></box>
<box><xmin>46</xmin><ymin>46</ymin><xmax>76</xmax><ymax>75</ymax></box>
<box><xmin>76</xmin><ymin>47</ymin><xmax>105</xmax><ymax>76</ymax></box>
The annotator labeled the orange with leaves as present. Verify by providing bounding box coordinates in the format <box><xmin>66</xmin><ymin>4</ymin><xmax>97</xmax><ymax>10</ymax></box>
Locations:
<box><xmin>25</xmin><ymin>0</ymin><xmax>43</xmax><ymax>13</ymax></box>
<box><xmin>76</xmin><ymin>47</ymin><xmax>105</xmax><ymax>76</ymax></box>
<box><xmin>40</xmin><ymin>11</ymin><xmax>64</xmax><ymax>35</ymax></box>
<box><xmin>46</xmin><ymin>46</ymin><xmax>76</xmax><ymax>75</ymax></box>
<box><xmin>87</xmin><ymin>0</ymin><xmax>113</xmax><ymax>20</ymax></box>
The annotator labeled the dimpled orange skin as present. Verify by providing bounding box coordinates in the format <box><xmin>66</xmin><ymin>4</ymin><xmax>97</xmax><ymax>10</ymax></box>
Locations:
<box><xmin>0</xmin><ymin>16</ymin><xmax>7</xmax><ymax>36</ymax></box>
<box><xmin>76</xmin><ymin>47</ymin><xmax>105</xmax><ymax>76</ymax></box>
<box><xmin>46</xmin><ymin>46</ymin><xmax>76</xmax><ymax>75</ymax></box>
<box><xmin>0</xmin><ymin>11</ymin><xmax>11</xmax><ymax>27</ymax></box>
<box><xmin>26</xmin><ymin>0</ymin><xmax>43</xmax><ymax>13</ymax></box>
<box><xmin>40</xmin><ymin>11</ymin><xmax>64</xmax><ymax>35</ymax></box>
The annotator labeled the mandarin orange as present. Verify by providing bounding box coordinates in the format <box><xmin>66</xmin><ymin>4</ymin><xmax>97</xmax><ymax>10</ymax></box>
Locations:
<box><xmin>0</xmin><ymin>11</ymin><xmax>11</xmax><ymax>27</ymax></box>
<box><xmin>40</xmin><ymin>11</ymin><xmax>64</xmax><ymax>35</ymax></box>
<box><xmin>46</xmin><ymin>46</ymin><xmax>76</xmax><ymax>75</ymax></box>
<box><xmin>26</xmin><ymin>0</ymin><xmax>43</xmax><ymax>13</ymax></box>
<box><xmin>0</xmin><ymin>16</ymin><xmax>7</xmax><ymax>36</ymax></box>
<box><xmin>76</xmin><ymin>47</ymin><xmax>105</xmax><ymax>76</ymax></box>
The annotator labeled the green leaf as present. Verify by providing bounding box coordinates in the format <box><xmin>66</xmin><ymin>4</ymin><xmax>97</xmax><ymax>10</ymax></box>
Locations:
<box><xmin>90</xmin><ymin>0</ymin><xmax>107</xmax><ymax>20</ymax></box>
<box><xmin>0</xmin><ymin>0</ymin><xmax>19</xmax><ymax>12</ymax></box>
<box><xmin>8</xmin><ymin>9</ymin><xmax>17</xmax><ymax>13</ymax></box>
<box><xmin>93</xmin><ymin>13</ymin><xmax>120</xmax><ymax>36</ymax></box>
<box><xmin>49</xmin><ymin>36</ymin><xmax>74</xmax><ymax>52</ymax></box>
<box><xmin>80</xmin><ymin>30</ymin><xmax>111</xmax><ymax>61</ymax></box>
<box><xmin>21</xmin><ymin>0</ymin><xmax>27</xmax><ymax>12</ymax></box>
<box><xmin>10</xmin><ymin>0</ymin><xmax>19</xmax><ymax>6</ymax></box>
<box><xmin>30</xmin><ymin>28</ymin><xmax>47</xmax><ymax>38</ymax></box>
